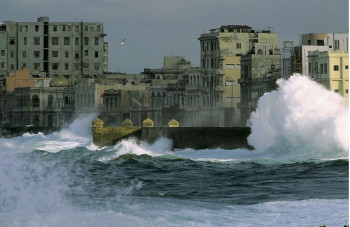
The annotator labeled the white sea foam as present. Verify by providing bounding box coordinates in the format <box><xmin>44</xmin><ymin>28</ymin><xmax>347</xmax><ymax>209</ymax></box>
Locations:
<box><xmin>98</xmin><ymin>137</ymin><xmax>173</xmax><ymax>162</ymax></box>
<box><xmin>248</xmin><ymin>74</ymin><xmax>348</xmax><ymax>160</ymax></box>
<box><xmin>0</xmin><ymin>114</ymin><xmax>97</xmax><ymax>153</ymax></box>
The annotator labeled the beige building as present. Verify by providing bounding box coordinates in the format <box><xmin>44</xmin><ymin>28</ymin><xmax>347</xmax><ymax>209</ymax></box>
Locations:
<box><xmin>2</xmin><ymin>68</ymin><xmax>74</xmax><ymax>130</ymax></box>
<box><xmin>0</xmin><ymin>17</ymin><xmax>107</xmax><ymax>83</ymax></box>
<box><xmin>198</xmin><ymin>25</ymin><xmax>278</xmax><ymax>126</ymax></box>
<box><xmin>292</xmin><ymin>33</ymin><xmax>348</xmax><ymax>76</ymax></box>
<box><xmin>308</xmin><ymin>50</ymin><xmax>349</xmax><ymax>101</ymax></box>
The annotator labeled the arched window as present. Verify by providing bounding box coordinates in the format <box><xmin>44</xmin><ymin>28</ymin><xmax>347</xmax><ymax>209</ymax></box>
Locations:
<box><xmin>32</xmin><ymin>95</ymin><xmax>40</xmax><ymax>107</ymax></box>
<box><xmin>257</xmin><ymin>49</ymin><xmax>263</xmax><ymax>55</ymax></box>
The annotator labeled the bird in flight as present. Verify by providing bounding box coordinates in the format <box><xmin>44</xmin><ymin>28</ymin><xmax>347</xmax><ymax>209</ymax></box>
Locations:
<box><xmin>121</xmin><ymin>39</ymin><xmax>126</xmax><ymax>46</ymax></box>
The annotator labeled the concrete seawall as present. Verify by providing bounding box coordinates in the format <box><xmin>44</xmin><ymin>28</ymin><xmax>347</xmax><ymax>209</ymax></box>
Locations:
<box><xmin>93</xmin><ymin>118</ymin><xmax>252</xmax><ymax>150</ymax></box>
<box><xmin>141</xmin><ymin>127</ymin><xmax>252</xmax><ymax>150</ymax></box>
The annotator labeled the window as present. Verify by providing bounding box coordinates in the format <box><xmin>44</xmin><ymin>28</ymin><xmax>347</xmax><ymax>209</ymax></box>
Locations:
<box><xmin>257</xmin><ymin>49</ymin><xmax>263</xmax><ymax>55</ymax></box>
<box><xmin>52</xmin><ymin>51</ymin><xmax>58</xmax><ymax>57</ymax></box>
<box><xmin>67</xmin><ymin>25</ymin><xmax>71</xmax><ymax>31</ymax></box>
<box><xmin>35</xmin><ymin>25</ymin><xmax>39</xmax><ymax>32</ymax></box>
<box><xmin>324</xmin><ymin>63</ymin><xmax>327</xmax><ymax>73</ymax></box>
<box><xmin>84</xmin><ymin>50</ymin><xmax>88</xmax><ymax>56</ymax></box>
<box><xmin>22</xmin><ymin>63</ymin><xmax>26</xmax><ymax>68</ymax></box>
<box><xmin>84</xmin><ymin>37</ymin><xmax>89</xmax><ymax>45</ymax></box>
<box><xmin>236</xmin><ymin>43</ymin><xmax>241</xmax><ymax>49</ymax></box>
<box><xmin>25</xmin><ymin>25</ymin><xmax>28</xmax><ymax>32</ymax></box>
<box><xmin>65</xmin><ymin>63</ymin><xmax>69</xmax><ymax>70</ymax></box>
<box><xmin>83</xmin><ymin>62</ymin><xmax>89</xmax><ymax>68</ymax></box>
<box><xmin>320</xmin><ymin>64</ymin><xmax>323</xmax><ymax>74</ymax></box>
<box><xmin>34</xmin><ymin>51</ymin><xmax>40</xmax><ymax>58</ymax></box>
<box><xmin>9</xmin><ymin>37</ymin><xmax>15</xmax><ymax>45</ymax></box>
<box><xmin>32</xmin><ymin>95</ymin><xmax>40</xmax><ymax>107</ymax></box>
<box><xmin>317</xmin><ymin>40</ymin><xmax>324</xmax><ymax>46</ymax></box>
<box><xmin>52</xmin><ymin>63</ymin><xmax>59</xmax><ymax>70</ymax></box>
<box><xmin>75</xmin><ymin>37</ymin><xmax>79</xmax><ymax>45</ymax></box>
<box><xmin>64</xmin><ymin>37</ymin><xmax>70</xmax><ymax>45</ymax></box>
<box><xmin>95</xmin><ymin>37</ymin><xmax>99</xmax><ymax>45</ymax></box>
<box><xmin>10</xmin><ymin>64</ymin><xmax>14</xmax><ymax>70</ymax></box>
<box><xmin>75</xmin><ymin>26</ymin><xmax>79</xmax><ymax>32</ymax></box>
<box><xmin>52</xmin><ymin>37</ymin><xmax>59</xmax><ymax>45</ymax></box>
<box><xmin>65</xmin><ymin>51</ymin><xmax>69</xmax><ymax>58</ymax></box>
<box><xmin>97</xmin><ymin>25</ymin><xmax>101</xmax><ymax>31</ymax></box>
<box><xmin>0</xmin><ymin>50</ymin><xmax>4</xmax><ymax>56</ymax></box>
<box><xmin>85</xmin><ymin>26</ymin><xmax>88</xmax><ymax>31</ymax></box>
<box><xmin>19</xmin><ymin>25</ymin><xmax>22</xmax><ymax>32</ymax></box>
<box><xmin>75</xmin><ymin>51</ymin><xmax>79</xmax><ymax>58</ymax></box>
<box><xmin>34</xmin><ymin>63</ymin><xmax>40</xmax><ymax>70</ymax></box>
<box><xmin>334</xmin><ymin>89</ymin><xmax>339</xmax><ymax>93</ymax></box>
<box><xmin>10</xmin><ymin>51</ymin><xmax>14</xmax><ymax>58</ymax></box>
<box><xmin>345</xmin><ymin>65</ymin><xmax>348</xmax><ymax>69</ymax></box>
<box><xmin>24</xmin><ymin>37</ymin><xmax>27</xmax><ymax>45</ymax></box>
<box><xmin>334</xmin><ymin>65</ymin><xmax>339</xmax><ymax>71</ymax></box>
<box><xmin>34</xmin><ymin>37</ymin><xmax>40</xmax><ymax>45</ymax></box>
<box><xmin>62</xmin><ymin>25</ymin><xmax>66</xmax><ymax>31</ymax></box>
<box><xmin>346</xmin><ymin>89</ymin><xmax>349</xmax><ymax>94</ymax></box>
<box><xmin>22</xmin><ymin>51</ymin><xmax>26</xmax><ymax>58</ymax></box>
<box><xmin>334</xmin><ymin>40</ymin><xmax>340</xmax><ymax>50</ymax></box>
<box><xmin>74</xmin><ymin>63</ymin><xmax>80</xmax><ymax>70</ymax></box>
<box><xmin>94</xmin><ymin>63</ymin><xmax>99</xmax><ymax>70</ymax></box>
<box><xmin>95</xmin><ymin>51</ymin><xmax>98</xmax><ymax>58</ymax></box>
<box><xmin>48</xmin><ymin>95</ymin><xmax>53</xmax><ymax>107</ymax></box>
<box><xmin>1</xmin><ymin>62</ymin><xmax>4</xmax><ymax>68</ymax></box>
<box><xmin>53</xmin><ymin>25</ymin><xmax>57</xmax><ymax>32</ymax></box>
<box><xmin>226</xmin><ymin>64</ymin><xmax>235</xmax><ymax>69</ymax></box>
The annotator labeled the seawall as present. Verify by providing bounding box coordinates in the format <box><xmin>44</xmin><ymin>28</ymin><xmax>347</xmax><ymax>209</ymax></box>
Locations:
<box><xmin>92</xmin><ymin>118</ymin><xmax>252</xmax><ymax>150</ymax></box>
<box><xmin>141</xmin><ymin>127</ymin><xmax>252</xmax><ymax>150</ymax></box>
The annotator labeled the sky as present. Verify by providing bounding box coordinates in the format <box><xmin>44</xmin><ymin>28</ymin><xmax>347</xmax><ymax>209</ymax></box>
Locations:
<box><xmin>1</xmin><ymin>0</ymin><xmax>349</xmax><ymax>73</ymax></box>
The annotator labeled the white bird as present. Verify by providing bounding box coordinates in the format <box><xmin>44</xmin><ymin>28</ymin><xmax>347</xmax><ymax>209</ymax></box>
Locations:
<box><xmin>121</xmin><ymin>39</ymin><xmax>126</xmax><ymax>46</ymax></box>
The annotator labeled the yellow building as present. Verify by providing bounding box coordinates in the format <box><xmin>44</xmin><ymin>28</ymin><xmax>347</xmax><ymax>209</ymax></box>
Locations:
<box><xmin>308</xmin><ymin>50</ymin><xmax>349</xmax><ymax>101</ymax></box>
<box><xmin>221</xmin><ymin>56</ymin><xmax>241</xmax><ymax>125</ymax></box>
<box><xmin>198</xmin><ymin>25</ymin><xmax>278</xmax><ymax>126</ymax></box>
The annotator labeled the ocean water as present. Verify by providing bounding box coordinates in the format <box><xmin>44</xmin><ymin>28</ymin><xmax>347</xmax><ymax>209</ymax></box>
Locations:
<box><xmin>0</xmin><ymin>74</ymin><xmax>348</xmax><ymax>227</ymax></box>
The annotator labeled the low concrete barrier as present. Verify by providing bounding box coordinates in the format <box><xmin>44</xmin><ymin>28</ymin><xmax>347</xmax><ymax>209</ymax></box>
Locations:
<box><xmin>92</xmin><ymin>118</ymin><xmax>252</xmax><ymax>150</ymax></box>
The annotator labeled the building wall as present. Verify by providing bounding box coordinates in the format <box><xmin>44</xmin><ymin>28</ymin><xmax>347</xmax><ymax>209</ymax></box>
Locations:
<box><xmin>309</xmin><ymin>50</ymin><xmax>349</xmax><ymax>101</ymax></box>
<box><xmin>198</xmin><ymin>25</ymin><xmax>278</xmax><ymax>126</ymax></box>
<box><xmin>0</xmin><ymin>17</ymin><xmax>107</xmax><ymax>82</ymax></box>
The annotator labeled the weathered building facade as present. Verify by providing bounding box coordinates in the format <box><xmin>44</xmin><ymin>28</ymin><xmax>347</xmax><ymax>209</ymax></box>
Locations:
<box><xmin>198</xmin><ymin>25</ymin><xmax>279</xmax><ymax>126</ymax></box>
<box><xmin>291</xmin><ymin>33</ymin><xmax>348</xmax><ymax>76</ymax></box>
<box><xmin>308</xmin><ymin>50</ymin><xmax>349</xmax><ymax>101</ymax></box>
<box><xmin>3</xmin><ymin>68</ymin><xmax>74</xmax><ymax>131</ymax></box>
<box><xmin>0</xmin><ymin>17</ymin><xmax>107</xmax><ymax>83</ymax></box>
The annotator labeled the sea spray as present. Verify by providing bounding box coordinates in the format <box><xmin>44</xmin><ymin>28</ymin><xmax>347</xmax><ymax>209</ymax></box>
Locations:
<box><xmin>248</xmin><ymin>74</ymin><xmax>348</xmax><ymax>159</ymax></box>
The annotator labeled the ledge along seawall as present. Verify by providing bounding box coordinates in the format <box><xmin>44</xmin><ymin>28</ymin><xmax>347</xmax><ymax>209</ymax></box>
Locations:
<box><xmin>92</xmin><ymin>117</ymin><xmax>252</xmax><ymax>150</ymax></box>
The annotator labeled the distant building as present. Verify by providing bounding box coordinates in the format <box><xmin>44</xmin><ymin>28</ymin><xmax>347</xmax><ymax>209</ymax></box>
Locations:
<box><xmin>308</xmin><ymin>50</ymin><xmax>349</xmax><ymax>101</ymax></box>
<box><xmin>291</xmin><ymin>33</ymin><xmax>348</xmax><ymax>76</ymax></box>
<box><xmin>2</xmin><ymin>68</ymin><xmax>74</xmax><ymax>131</ymax></box>
<box><xmin>0</xmin><ymin>17</ymin><xmax>107</xmax><ymax>83</ymax></box>
<box><xmin>199</xmin><ymin>25</ymin><xmax>279</xmax><ymax>126</ymax></box>
<box><xmin>142</xmin><ymin>56</ymin><xmax>190</xmax><ymax>126</ymax></box>
<box><xmin>239</xmin><ymin>46</ymin><xmax>281</xmax><ymax>125</ymax></box>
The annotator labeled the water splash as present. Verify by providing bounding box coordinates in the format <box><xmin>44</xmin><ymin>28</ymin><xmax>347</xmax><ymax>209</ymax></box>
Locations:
<box><xmin>248</xmin><ymin>74</ymin><xmax>348</xmax><ymax>160</ymax></box>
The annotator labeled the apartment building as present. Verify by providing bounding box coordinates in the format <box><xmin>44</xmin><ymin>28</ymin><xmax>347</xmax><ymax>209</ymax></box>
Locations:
<box><xmin>0</xmin><ymin>17</ymin><xmax>107</xmax><ymax>83</ymax></box>
<box><xmin>198</xmin><ymin>25</ymin><xmax>278</xmax><ymax>126</ymax></box>
<box><xmin>292</xmin><ymin>33</ymin><xmax>348</xmax><ymax>76</ymax></box>
<box><xmin>308</xmin><ymin>50</ymin><xmax>349</xmax><ymax>101</ymax></box>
